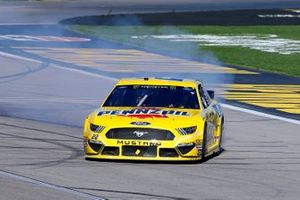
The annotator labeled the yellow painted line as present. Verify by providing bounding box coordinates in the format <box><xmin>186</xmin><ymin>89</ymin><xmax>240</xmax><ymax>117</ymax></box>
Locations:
<box><xmin>229</xmin><ymin>84</ymin><xmax>300</xmax><ymax>87</ymax></box>
<box><xmin>225</xmin><ymin>99</ymin><xmax>300</xmax><ymax>103</ymax></box>
<box><xmin>278</xmin><ymin>109</ymin><xmax>300</xmax><ymax>114</ymax></box>
<box><xmin>239</xmin><ymin>103</ymin><xmax>300</xmax><ymax>108</ymax></box>
<box><xmin>225</xmin><ymin>94</ymin><xmax>300</xmax><ymax>98</ymax></box>
<box><xmin>22</xmin><ymin>48</ymin><xmax>256</xmax><ymax>74</ymax></box>
<box><xmin>18</xmin><ymin>47</ymin><xmax>257</xmax><ymax>75</ymax></box>
<box><xmin>224</xmin><ymin>84</ymin><xmax>300</xmax><ymax>115</ymax></box>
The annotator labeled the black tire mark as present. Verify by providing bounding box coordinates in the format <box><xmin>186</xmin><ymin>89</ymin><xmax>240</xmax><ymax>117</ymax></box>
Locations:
<box><xmin>0</xmin><ymin>130</ymin><xmax>82</xmax><ymax>169</ymax></box>
<box><xmin>0</xmin><ymin>122</ymin><xmax>82</xmax><ymax>140</ymax></box>
<box><xmin>0</xmin><ymin>57</ymin><xmax>49</xmax><ymax>84</ymax></box>
<box><xmin>0</xmin><ymin>170</ymin><xmax>107</xmax><ymax>200</ymax></box>
<box><xmin>71</xmin><ymin>187</ymin><xmax>188</xmax><ymax>200</ymax></box>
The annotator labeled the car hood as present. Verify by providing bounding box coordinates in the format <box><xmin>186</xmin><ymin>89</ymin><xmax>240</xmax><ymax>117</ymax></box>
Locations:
<box><xmin>88</xmin><ymin>107</ymin><xmax>204</xmax><ymax>129</ymax></box>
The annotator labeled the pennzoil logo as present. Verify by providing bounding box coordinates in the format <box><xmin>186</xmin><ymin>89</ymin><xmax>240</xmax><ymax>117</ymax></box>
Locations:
<box><xmin>98</xmin><ymin>109</ymin><xmax>189</xmax><ymax>118</ymax></box>
<box><xmin>117</xmin><ymin>140</ymin><xmax>162</xmax><ymax>146</ymax></box>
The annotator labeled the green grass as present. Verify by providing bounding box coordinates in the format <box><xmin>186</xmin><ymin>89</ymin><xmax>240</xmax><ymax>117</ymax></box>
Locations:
<box><xmin>69</xmin><ymin>25</ymin><xmax>300</xmax><ymax>77</ymax></box>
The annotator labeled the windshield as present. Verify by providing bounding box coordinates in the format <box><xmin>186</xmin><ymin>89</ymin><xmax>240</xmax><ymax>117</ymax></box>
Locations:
<box><xmin>103</xmin><ymin>85</ymin><xmax>200</xmax><ymax>109</ymax></box>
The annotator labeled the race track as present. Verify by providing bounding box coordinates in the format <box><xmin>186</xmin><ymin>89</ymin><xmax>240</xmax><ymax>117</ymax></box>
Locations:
<box><xmin>1</xmin><ymin>1</ymin><xmax>300</xmax><ymax>200</ymax></box>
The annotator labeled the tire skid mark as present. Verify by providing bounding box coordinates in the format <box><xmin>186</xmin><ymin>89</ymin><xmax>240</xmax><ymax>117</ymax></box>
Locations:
<box><xmin>0</xmin><ymin>123</ymin><xmax>192</xmax><ymax>200</ymax></box>
<box><xmin>70</xmin><ymin>187</ymin><xmax>188</xmax><ymax>200</ymax></box>
<box><xmin>0</xmin><ymin>54</ymin><xmax>49</xmax><ymax>84</ymax></box>
<box><xmin>160</xmin><ymin>162</ymin><xmax>284</xmax><ymax>198</ymax></box>
<box><xmin>0</xmin><ymin>145</ymin><xmax>59</xmax><ymax>150</ymax></box>
<box><xmin>0</xmin><ymin>122</ymin><xmax>82</xmax><ymax>140</ymax></box>
<box><xmin>0</xmin><ymin>130</ymin><xmax>82</xmax><ymax>169</ymax></box>
<box><xmin>0</xmin><ymin>170</ymin><xmax>106</xmax><ymax>200</ymax></box>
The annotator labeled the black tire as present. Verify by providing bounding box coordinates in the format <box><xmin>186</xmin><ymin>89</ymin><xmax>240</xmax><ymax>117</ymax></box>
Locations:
<box><xmin>201</xmin><ymin>123</ymin><xmax>207</xmax><ymax>161</ymax></box>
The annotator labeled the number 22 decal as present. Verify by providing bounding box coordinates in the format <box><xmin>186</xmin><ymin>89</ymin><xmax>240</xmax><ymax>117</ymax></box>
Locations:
<box><xmin>91</xmin><ymin>134</ymin><xmax>99</xmax><ymax>140</ymax></box>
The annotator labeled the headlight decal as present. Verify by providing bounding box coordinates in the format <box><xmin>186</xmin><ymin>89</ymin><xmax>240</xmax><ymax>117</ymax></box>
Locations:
<box><xmin>176</xmin><ymin>126</ymin><xmax>197</xmax><ymax>135</ymax></box>
<box><xmin>90</xmin><ymin>123</ymin><xmax>105</xmax><ymax>133</ymax></box>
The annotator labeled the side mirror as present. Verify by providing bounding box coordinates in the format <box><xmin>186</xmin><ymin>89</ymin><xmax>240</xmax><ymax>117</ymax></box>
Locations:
<box><xmin>207</xmin><ymin>90</ymin><xmax>215</xmax><ymax>99</ymax></box>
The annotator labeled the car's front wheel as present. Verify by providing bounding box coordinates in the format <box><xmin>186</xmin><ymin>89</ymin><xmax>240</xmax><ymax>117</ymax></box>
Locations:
<box><xmin>201</xmin><ymin>123</ymin><xmax>207</xmax><ymax>161</ymax></box>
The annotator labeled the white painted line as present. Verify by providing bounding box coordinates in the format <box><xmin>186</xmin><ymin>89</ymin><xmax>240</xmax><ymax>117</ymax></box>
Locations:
<box><xmin>258</xmin><ymin>14</ymin><xmax>300</xmax><ymax>18</ymax></box>
<box><xmin>0</xmin><ymin>35</ymin><xmax>91</xmax><ymax>42</ymax></box>
<box><xmin>0</xmin><ymin>50</ymin><xmax>299</xmax><ymax>125</ymax></box>
<box><xmin>0</xmin><ymin>51</ymin><xmax>42</xmax><ymax>63</ymax></box>
<box><xmin>0</xmin><ymin>170</ymin><xmax>106</xmax><ymax>200</ymax></box>
<box><xmin>0</xmin><ymin>22</ymin><xmax>57</xmax><ymax>26</ymax></box>
<box><xmin>221</xmin><ymin>103</ymin><xmax>300</xmax><ymax>125</ymax></box>
<box><xmin>290</xmin><ymin>9</ymin><xmax>300</xmax><ymax>13</ymax></box>
<box><xmin>134</xmin><ymin>34</ymin><xmax>300</xmax><ymax>55</ymax></box>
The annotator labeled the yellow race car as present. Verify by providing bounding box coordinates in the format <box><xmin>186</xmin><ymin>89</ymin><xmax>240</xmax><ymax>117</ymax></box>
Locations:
<box><xmin>83</xmin><ymin>78</ymin><xmax>224</xmax><ymax>161</ymax></box>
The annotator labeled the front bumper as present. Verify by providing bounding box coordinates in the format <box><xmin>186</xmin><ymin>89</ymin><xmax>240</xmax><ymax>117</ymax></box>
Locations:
<box><xmin>83</xmin><ymin>137</ymin><xmax>203</xmax><ymax>161</ymax></box>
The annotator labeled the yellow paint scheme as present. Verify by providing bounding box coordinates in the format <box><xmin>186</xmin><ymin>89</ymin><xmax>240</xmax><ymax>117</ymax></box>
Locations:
<box><xmin>83</xmin><ymin>78</ymin><xmax>224</xmax><ymax>161</ymax></box>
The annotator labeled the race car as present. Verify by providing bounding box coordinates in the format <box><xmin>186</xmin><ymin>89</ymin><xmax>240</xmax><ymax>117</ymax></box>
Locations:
<box><xmin>83</xmin><ymin>77</ymin><xmax>224</xmax><ymax>161</ymax></box>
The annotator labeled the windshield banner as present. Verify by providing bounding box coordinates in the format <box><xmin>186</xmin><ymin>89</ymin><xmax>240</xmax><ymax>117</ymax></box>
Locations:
<box><xmin>98</xmin><ymin>108</ymin><xmax>190</xmax><ymax>118</ymax></box>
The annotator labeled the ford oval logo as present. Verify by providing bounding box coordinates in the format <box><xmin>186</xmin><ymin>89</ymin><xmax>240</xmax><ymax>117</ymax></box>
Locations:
<box><xmin>130</xmin><ymin>121</ymin><xmax>151</xmax><ymax>126</ymax></box>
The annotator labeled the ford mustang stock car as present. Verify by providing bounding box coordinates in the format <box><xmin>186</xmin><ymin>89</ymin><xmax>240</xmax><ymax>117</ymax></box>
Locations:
<box><xmin>83</xmin><ymin>77</ymin><xmax>224</xmax><ymax>161</ymax></box>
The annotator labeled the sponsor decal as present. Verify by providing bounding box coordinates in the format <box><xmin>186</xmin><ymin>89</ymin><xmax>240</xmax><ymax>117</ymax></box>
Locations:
<box><xmin>195</xmin><ymin>139</ymin><xmax>202</xmax><ymax>145</ymax></box>
<box><xmin>91</xmin><ymin>134</ymin><xmax>99</xmax><ymax>140</ymax></box>
<box><xmin>196</xmin><ymin>144</ymin><xmax>202</xmax><ymax>156</ymax></box>
<box><xmin>135</xmin><ymin>149</ymin><xmax>141</xmax><ymax>155</ymax></box>
<box><xmin>214</xmin><ymin>136</ymin><xmax>220</xmax><ymax>142</ymax></box>
<box><xmin>117</xmin><ymin>140</ymin><xmax>162</xmax><ymax>146</ymax></box>
<box><xmin>98</xmin><ymin>108</ymin><xmax>189</xmax><ymax>118</ymax></box>
<box><xmin>130</xmin><ymin>121</ymin><xmax>151</xmax><ymax>126</ymax></box>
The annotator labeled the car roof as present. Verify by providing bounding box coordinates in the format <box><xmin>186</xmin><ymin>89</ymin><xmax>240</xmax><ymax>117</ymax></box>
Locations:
<box><xmin>116</xmin><ymin>77</ymin><xmax>200</xmax><ymax>88</ymax></box>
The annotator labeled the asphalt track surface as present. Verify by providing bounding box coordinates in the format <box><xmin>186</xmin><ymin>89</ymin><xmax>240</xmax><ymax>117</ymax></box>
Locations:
<box><xmin>0</xmin><ymin>1</ymin><xmax>300</xmax><ymax>200</ymax></box>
